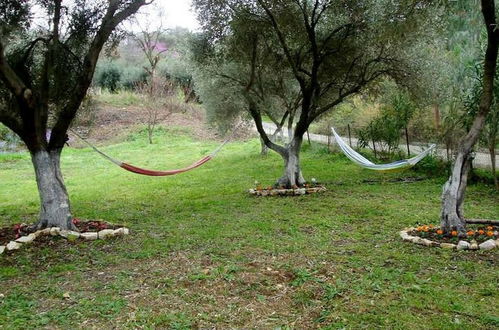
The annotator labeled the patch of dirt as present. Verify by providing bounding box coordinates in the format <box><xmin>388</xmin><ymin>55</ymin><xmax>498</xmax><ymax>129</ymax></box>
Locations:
<box><xmin>0</xmin><ymin>224</ymin><xmax>30</xmax><ymax>246</ymax></box>
<box><xmin>70</xmin><ymin>103</ymin><xmax>254</xmax><ymax>147</ymax></box>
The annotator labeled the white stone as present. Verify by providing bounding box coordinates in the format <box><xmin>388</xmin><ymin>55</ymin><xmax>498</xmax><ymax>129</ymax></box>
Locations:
<box><xmin>123</xmin><ymin>228</ymin><xmax>130</xmax><ymax>235</ymax></box>
<box><xmin>440</xmin><ymin>243</ymin><xmax>456</xmax><ymax>249</ymax></box>
<box><xmin>50</xmin><ymin>227</ymin><xmax>61</xmax><ymax>236</ymax></box>
<box><xmin>0</xmin><ymin>246</ymin><xmax>5</xmax><ymax>255</ymax></box>
<box><xmin>80</xmin><ymin>232</ymin><xmax>98</xmax><ymax>240</ymax></box>
<box><xmin>113</xmin><ymin>228</ymin><xmax>125</xmax><ymax>236</ymax></box>
<box><xmin>420</xmin><ymin>239</ymin><xmax>434</xmax><ymax>247</ymax></box>
<box><xmin>59</xmin><ymin>231</ymin><xmax>80</xmax><ymax>241</ymax></box>
<box><xmin>16</xmin><ymin>234</ymin><xmax>36</xmax><ymax>244</ymax></box>
<box><xmin>6</xmin><ymin>241</ymin><xmax>22</xmax><ymax>250</ymax></box>
<box><xmin>456</xmin><ymin>240</ymin><xmax>471</xmax><ymax>251</ymax></box>
<box><xmin>410</xmin><ymin>237</ymin><xmax>423</xmax><ymax>244</ymax></box>
<box><xmin>39</xmin><ymin>228</ymin><xmax>51</xmax><ymax>235</ymax></box>
<box><xmin>478</xmin><ymin>239</ymin><xmax>497</xmax><ymax>251</ymax></box>
<box><xmin>399</xmin><ymin>231</ymin><xmax>411</xmax><ymax>240</ymax></box>
<box><xmin>403</xmin><ymin>236</ymin><xmax>415</xmax><ymax>242</ymax></box>
<box><xmin>249</xmin><ymin>189</ymin><xmax>255</xmax><ymax>194</ymax></box>
<box><xmin>98</xmin><ymin>229</ymin><xmax>115</xmax><ymax>239</ymax></box>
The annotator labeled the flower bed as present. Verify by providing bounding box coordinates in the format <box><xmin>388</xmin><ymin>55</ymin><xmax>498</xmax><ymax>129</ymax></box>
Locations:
<box><xmin>400</xmin><ymin>225</ymin><xmax>498</xmax><ymax>250</ymax></box>
<box><xmin>0</xmin><ymin>219</ymin><xmax>129</xmax><ymax>256</ymax></box>
<box><xmin>249</xmin><ymin>185</ymin><xmax>327</xmax><ymax>196</ymax></box>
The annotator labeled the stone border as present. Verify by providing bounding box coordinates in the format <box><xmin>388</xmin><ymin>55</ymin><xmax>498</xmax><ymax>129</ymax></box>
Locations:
<box><xmin>249</xmin><ymin>186</ymin><xmax>327</xmax><ymax>197</ymax></box>
<box><xmin>399</xmin><ymin>228</ymin><xmax>498</xmax><ymax>251</ymax></box>
<box><xmin>0</xmin><ymin>227</ymin><xmax>130</xmax><ymax>256</ymax></box>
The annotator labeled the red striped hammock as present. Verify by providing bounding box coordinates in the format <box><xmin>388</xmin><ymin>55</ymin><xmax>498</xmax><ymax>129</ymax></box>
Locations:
<box><xmin>70</xmin><ymin>129</ymin><xmax>233</xmax><ymax>177</ymax></box>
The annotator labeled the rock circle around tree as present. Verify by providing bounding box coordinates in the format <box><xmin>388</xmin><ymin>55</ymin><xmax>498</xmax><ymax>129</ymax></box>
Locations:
<box><xmin>249</xmin><ymin>181</ymin><xmax>327</xmax><ymax>197</ymax></box>
<box><xmin>400</xmin><ymin>224</ymin><xmax>498</xmax><ymax>251</ymax></box>
<box><xmin>0</xmin><ymin>218</ymin><xmax>129</xmax><ymax>256</ymax></box>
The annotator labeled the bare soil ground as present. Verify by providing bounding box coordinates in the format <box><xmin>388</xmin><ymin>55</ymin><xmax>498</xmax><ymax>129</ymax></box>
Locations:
<box><xmin>71</xmin><ymin>102</ymin><xmax>253</xmax><ymax>147</ymax></box>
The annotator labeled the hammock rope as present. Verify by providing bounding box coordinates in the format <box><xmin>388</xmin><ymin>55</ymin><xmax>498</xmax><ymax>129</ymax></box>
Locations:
<box><xmin>69</xmin><ymin>123</ymin><xmax>243</xmax><ymax>176</ymax></box>
<box><xmin>331</xmin><ymin>127</ymin><xmax>435</xmax><ymax>172</ymax></box>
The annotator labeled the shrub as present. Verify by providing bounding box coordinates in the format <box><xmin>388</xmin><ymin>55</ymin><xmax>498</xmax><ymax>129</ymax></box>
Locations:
<box><xmin>95</xmin><ymin>62</ymin><xmax>122</xmax><ymax>92</ymax></box>
<box><xmin>121</xmin><ymin>66</ymin><xmax>147</xmax><ymax>90</ymax></box>
<box><xmin>411</xmin><ymin>154</ymin><xmax>449</xmax><ymax>177</ymax></box>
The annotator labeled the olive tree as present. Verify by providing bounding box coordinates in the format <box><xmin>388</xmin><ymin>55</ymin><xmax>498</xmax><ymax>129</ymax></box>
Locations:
<box><xmin>440</xmin><ymin>0</ymin><xmax>499</xmax><ymax>234</ymax></box>
<box><xmin>193</xmin><ymin>0</ymin><xmax>438</xmax><ymax>188</ymax></box>
<box><xmin>0</xmin><ymin>0</ymin><xmax>149</xmax><ymax>230</ymax></box>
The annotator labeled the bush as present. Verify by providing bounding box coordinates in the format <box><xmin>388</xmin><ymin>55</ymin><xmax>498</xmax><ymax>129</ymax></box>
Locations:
<box><xmin>95</xmin><ymin>62</ymin><xmax>122</xmax><ymax>92</ymax></box>
<box><xmin>411</xmin><ymin>154</ymin><xmax>449</xmax><ymax>177</ymax></box>
<box><xmin>121</xmin><ymin>66</ymin><xmax>147</xmax><ymax>90</ymax></box>
<box><xmin>357</xmin><ymin>114</ymin><xmax>402</xmax><ymax>156</ymax></box>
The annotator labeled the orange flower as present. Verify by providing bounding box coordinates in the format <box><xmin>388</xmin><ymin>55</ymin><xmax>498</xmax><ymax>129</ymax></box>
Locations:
<box><xmin>478</xmin><ymin>229</ymin><xmax>485</xmax><ymax>235</ymax></box>
<box><xmin>429</xmin><ymin>224</ymin><xmax>434</xmax><ymax>229</ymax></box>
<box><xmin>416</xmin><ymin>226</ymin><xmax>423</xmax><ymax>232</ymax></box>
<box><xmin>436</xmin><ymin>229</ymin><xmax>444</xmax><ymax>235</ymax></box>
<box><xmin>451</xmin><ymin>231</ymin><xmax>458</xmax><ymax>237</ymax></box>
<box><xmin>467</xmin><ymin>230</ymin><xmax>475</xmax><ymax>236</ymax></box>
<box><xmin>486</xmin><ymin>231</ymin><xmax>494</xmax><ymax>237</ymax></box>
<box><xmin>486</xmin><ymin>226</ymin><xmax>493</xmax><ymax>231</ymax></box>
<box><xmin>422</xmin><ymin>226</ymin><xmax>429</xmax><ymax>232</ymax></box>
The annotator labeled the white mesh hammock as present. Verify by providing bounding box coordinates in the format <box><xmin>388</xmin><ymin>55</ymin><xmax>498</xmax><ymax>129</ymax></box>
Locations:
<box><xmin>331</xmin><ymin>127</ymin><xmax>436</xmax><ymax>172</ymax></box>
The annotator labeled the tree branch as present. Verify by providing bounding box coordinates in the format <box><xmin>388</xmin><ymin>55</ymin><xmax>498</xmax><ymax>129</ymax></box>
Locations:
<box><xmin>257</xmin><ymin>0</ymin><xmax>305</xmax><ymax>87</ymax></box>
<box><xmin>49</xmin><ymin>0</ymin><xmax>149</xmax><ymax>149</ymax></box>
<box><xmin>247</xmin><ymin>98</ymin><xmax>287</xmax><ymax>156</ymax></box>
<box><xmin>0</xmin><ymin>41</ymin><xmax>29</xmax><ymax>98</ymax></box>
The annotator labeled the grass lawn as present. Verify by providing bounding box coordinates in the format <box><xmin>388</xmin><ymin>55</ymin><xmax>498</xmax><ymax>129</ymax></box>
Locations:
<box><xmin>0</xmin><ymin>126</ymin><xmax>497</xmax><ymax>329</ymax></box>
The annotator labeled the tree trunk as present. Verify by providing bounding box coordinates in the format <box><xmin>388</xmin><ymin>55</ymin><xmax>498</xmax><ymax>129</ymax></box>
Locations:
<box><xmin>433</xmin><ymin>104</ymin><xmax>440</xmax><ymax>130</ymax></box>
<box><xmin>260</xmin><ymin>137</ymin><xmax>269</xmax><ymax>155</ymax></box>
<box><xmin>148</xmin><ymin>124</ymin><xmax>153</xmax><ymax>144</ymax></box>
<box><xmin>31</xmin><ymin>149</ymin><xmax>75</xmax><ymax>230</ymax></box>
<box><xmin>276</xmin><ymin>138</ymin><xmax>306</xmax><ymax>188</ymax></box>
<box><xmin>440</xmin><ymin>0</ymin><xmax>498</xmax><ymax>234</ymax></box>
<box><xmin>287</xmin><ymin>113</ymin><xmax>294</xmax><ymax>143</ymax></box>
<box><xmin>261</xmin><ymin>125</ymin><xmax>283</xmax><ymax>155</ymax></box>
<box><xmin>405</xmin><ymin>126</ymin><xmax>410</xmax><ymax>157</ymax></box>
<box><xmin>347</xmin><ymin>124</ymin><xmax>352</xmax><ymax>147</ymax></box>
<box><xmin>490</xmin><ymin>144</ymin><xmax>498</xmax><ymax>188</ymax></box>
<box><xmin>440</xmin><ymin>152</ymin><xmax>471</xmax><ymax>234</ymax></box>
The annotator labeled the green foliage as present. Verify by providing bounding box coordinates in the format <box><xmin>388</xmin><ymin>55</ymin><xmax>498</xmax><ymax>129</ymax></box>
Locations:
<box><xmin>95</xmin><ymin>62</ymin><xmax>122</xmax><ymax>93</ymax></box>
<box><xmin>411</xmin><ymin>154</ymin><xmax>449</xmax><ymax>177</ymax></box>
<box><xmin>357</xmin><ymin>83</ymin><xmax>416</xmax><ymax>156</ymax></box>
<box><xmin>0</xmin><ymin>0</ymin><xmax>29</xmax><ymax>37</ymax></box>
<box><xmin>120</xmin><ymin>66</ymin><xmax>148</xmax><ymax>90</ymax></box>
<box><xmin>357</xmin><ymin>115</ymin><xmax>402</xmax><ymax>155</ymax></box>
